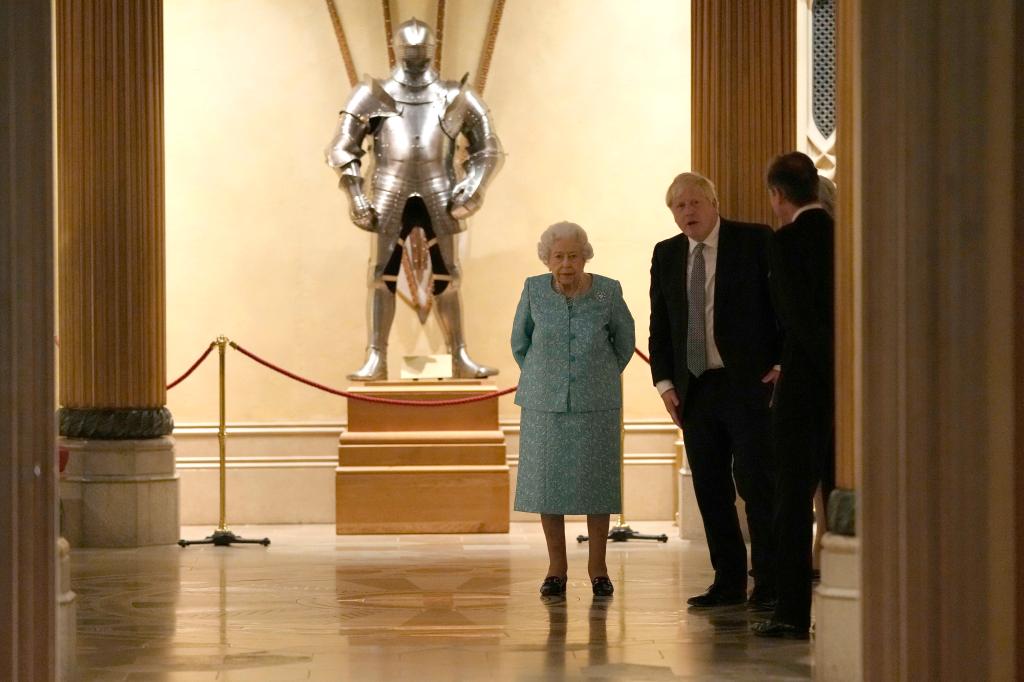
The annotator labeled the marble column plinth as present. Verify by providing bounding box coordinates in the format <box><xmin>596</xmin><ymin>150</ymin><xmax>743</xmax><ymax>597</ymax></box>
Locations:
<box><xmin>814</xmin><ymin>533</ymin><xmax>862</xmax><ymax>680</ymax></box>
<box><xmin>677</xmin><ymin>466</ymin><xmax>750</xmax><ymax>542</ymax></box>
<box><xmin>678</xmin><ymin>466</ymin><xmax>702</xmax><ymax>540</ymax></box>
<box><xmin>60</xmin><ymin>437</ymin><xmax>179</xmax><ymax>547</ymax></box>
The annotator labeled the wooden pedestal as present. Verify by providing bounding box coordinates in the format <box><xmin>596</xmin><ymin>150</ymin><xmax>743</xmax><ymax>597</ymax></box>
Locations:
<box><xmin>336</xmin><ymin>380</ymin><xmax>510</xmax><ymax>534</ymax></box>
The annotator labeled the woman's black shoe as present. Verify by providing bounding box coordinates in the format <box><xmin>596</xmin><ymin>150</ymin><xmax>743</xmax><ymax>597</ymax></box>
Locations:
<box><xmin>591</xmin><ymin>576</ymin><xmax>614</xmax><ymax>596</ymax></box>
<box><xmin>539</xmin><ymin>576</ymin><xmax>567</xmax><ymax>596</ymax></box>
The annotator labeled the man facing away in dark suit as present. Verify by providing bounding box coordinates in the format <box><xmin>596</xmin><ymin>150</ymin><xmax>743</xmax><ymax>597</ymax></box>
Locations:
<box><xmin>752</xmin><ymin>152</ymin><xmax>835</xmax><ymax>640</ymax></box>
<box><xmin>649</xmin><ymin>172</ymin><xmax>780</xmax><ymax>611</ymax></box>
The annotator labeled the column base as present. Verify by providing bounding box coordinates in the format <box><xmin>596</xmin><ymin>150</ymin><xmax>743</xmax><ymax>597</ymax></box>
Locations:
<box><xmin>678</xmin><ymin>465</ymin><xmax>703</xmax><ymax>540</ymax></box>
<box><xmin>60</xmin><ymin>436</ymin><xmax>180</xmax><ymax>547</ymax></box>
<box><xmin>677</xmin><ymin>464</ymin><xmax>750</xmax><ymax>542</ymax></box>
<box><xmin>814</xmin><ymin>532</ymin><xmax>862</xmax><ymax>680</ymax></box>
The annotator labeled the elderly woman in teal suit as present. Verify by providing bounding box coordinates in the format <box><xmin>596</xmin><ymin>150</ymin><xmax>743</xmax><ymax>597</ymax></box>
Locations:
<box><xmin>511</xmin><ymin>221</ymin><xmax>635</xmax><ymax>598</ymax></box>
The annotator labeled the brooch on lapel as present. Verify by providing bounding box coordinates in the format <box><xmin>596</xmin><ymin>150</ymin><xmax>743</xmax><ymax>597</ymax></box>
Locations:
<box><xmin>596</xmin><ymin>291</ymin><xmax>606</xmax><ymax>301</ymax></box>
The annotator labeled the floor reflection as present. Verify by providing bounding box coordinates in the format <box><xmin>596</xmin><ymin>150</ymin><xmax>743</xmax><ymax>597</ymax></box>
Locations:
<box><xmin>542</xmin><ymin>595</ymin><xmax>568</xmax><ymax>676</ymax></box>
<box><xmin>71</xmin><ymin>522</ymin><xmax>812</xmax><ymax>680</ymax></box>
<box><xmin>587</xmin><ymin>596</ymin><xmax>610</xmax><ymax>671</ymax></box>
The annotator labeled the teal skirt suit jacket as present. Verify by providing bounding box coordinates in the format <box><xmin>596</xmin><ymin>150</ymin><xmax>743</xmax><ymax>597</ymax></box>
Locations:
<box><xmin>510</xmin><ymin>273</ymin><xmax>635</xmax><ymax>514</ymax></box>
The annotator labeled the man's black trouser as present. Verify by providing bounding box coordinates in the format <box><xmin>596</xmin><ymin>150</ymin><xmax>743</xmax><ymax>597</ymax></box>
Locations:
<box><xmin>681</xmin><ymin>368</ymin><xmax>777</xmax><ymax>593</ymax></box>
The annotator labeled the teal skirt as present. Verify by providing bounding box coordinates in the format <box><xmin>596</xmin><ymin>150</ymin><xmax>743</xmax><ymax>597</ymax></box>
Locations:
<box><xmin>514</xmin><ymin>408</ymin><xmax>622</xmax><ymax>515</ymax></box>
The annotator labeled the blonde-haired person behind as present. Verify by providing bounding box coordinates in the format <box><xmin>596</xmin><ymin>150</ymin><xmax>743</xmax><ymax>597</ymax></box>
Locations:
<box><xmin>818</xmin><ymin>175</ymin><xmax>836</xmax><ymax>218</ymax></box>
<box><xmin>510</xmin><ymin>221</ymin><xmax>635</xmax><ymax>598</ymax></box>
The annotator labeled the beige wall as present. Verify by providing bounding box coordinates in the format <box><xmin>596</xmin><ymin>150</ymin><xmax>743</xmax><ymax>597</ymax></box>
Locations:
<box><xmin>164</xmin><ymin>0</ymin><xmax>691</xmax><ymax>426</ymax></box>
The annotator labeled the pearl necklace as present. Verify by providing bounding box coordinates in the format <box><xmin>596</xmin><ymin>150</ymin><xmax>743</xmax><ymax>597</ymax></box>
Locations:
<box><xmin>554</xmin><ymin>274</ymin><xmax>591</xmax><ymax>298</ymax></box>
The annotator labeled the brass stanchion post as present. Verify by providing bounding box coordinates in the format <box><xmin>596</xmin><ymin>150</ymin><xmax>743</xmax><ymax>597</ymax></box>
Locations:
<box><xmin>218</xmin><ymin>335</ymin><xmax>227</xmax><ymax>531</ymax></box>
<box><xmin>179</xmin><ymin>336</ymin><xmax>270</xmax><ymax>548</ymax></box>
<box><xmin>578</xmin><ymin>382</ymin><xmax>667</xmax><ymax>543</ymax></box>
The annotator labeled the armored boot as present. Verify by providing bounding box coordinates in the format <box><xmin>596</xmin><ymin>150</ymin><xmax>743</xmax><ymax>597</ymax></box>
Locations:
<box><xmin>433</xmin><ymin>290</ymin><xmax>498</xmax><ymax>378</ymax></box>
<box><xmin>348</xmin><ymin>287</ymin><xmax>395</xmax><ymax>381</ymax></box>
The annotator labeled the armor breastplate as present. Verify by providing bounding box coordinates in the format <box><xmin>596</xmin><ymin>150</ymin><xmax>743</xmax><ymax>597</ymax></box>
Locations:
<box><xmin>371</xmin><ymin>96</ymin><xmax>456</xmax><ymax>193</ymax></box>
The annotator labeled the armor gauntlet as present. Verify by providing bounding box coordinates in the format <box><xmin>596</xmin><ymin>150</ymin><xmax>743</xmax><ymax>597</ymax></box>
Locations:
<box><xmin>326</xmin><ymin>81</ymin><xmax>400</xmax><ymax>232</ymax></box>
<box><xmin>451</xmin><ymin>139</ymin><xmax>503</xmax><ymax>219</ymax></box>
<box><xmin>338</xmin><ymin>162</ymin><xmax>377</xmax><ymax>231</ymax></box>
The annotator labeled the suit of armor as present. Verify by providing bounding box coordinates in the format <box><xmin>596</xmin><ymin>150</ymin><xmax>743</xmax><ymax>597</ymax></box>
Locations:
<box><xmin>326</xmin><ymin>19</ymin><xmax>503</xmax><ymax>381</ymax></box>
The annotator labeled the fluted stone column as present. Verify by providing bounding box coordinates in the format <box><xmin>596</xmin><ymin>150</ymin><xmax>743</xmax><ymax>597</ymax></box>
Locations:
<box><xmin>57</xmin><ymin>0</ymin><xmax>179</xmax><ymax>548</ymax></box>
<box><xmin>691</xmin><ymin>0</ymin><xmax>795</xmax><ymax>225</ymax></box>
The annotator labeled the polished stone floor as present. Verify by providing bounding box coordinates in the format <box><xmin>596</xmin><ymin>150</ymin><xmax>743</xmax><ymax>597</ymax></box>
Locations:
<box><xmin>71</xmin><ymin>522</ymin><xmax>812</xmax><ymax>681</ymax></box>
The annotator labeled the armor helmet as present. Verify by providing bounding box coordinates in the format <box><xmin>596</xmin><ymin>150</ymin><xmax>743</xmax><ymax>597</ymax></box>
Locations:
<box><xmin>394</xmin><ymin>18</ymin><xmax>436</xmax><ymax>72</ymax></box>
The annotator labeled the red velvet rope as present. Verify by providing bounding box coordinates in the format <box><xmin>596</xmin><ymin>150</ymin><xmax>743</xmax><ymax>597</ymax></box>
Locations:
<box><xmin>230</xmin><ymin>341</ymin><xmax>518</xmax><ymax>406</ymax></box>
<box><xmin>166</xmin><ymin>343</ymin><xmax>216</xmax><ymax>390</ymax></box>
<box><xmin>165</xmin><ymin>341</ymin><xmax>651</xmax><ymax>399</ymax></box>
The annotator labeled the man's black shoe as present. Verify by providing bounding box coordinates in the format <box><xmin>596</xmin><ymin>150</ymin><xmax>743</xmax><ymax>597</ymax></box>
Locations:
<box><xmin>686</xmin><ymin>584</ymin><xmax>746</xmax><ymax>608</ymax></box>
<box><xmin>751</xmin><ymin>618</ymin><xmax>809</xmax><ymax>640</ymax></box>
<box><xmin>747</xmin><ymin>588</ymin><xmax>777</xmax><ymax>612</ymax></box>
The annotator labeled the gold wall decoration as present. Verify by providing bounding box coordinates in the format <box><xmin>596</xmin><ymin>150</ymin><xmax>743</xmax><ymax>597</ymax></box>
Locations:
<box><xmin>474</xmin><ymin>0</ymin><xmax>506</xmax><ymax>94</ymax></box>
<box><xmin>325</xmin><ymin>0</ymin><xmax>358</xmax><ymax>87</ymax></box>
<box><xmin>382</xmin><ymin>0</ymin><xmax>396</xmax><ymax>68</ymax></box>
<box><xmin>434</xmin><ymin>0</ymin><xmax>447</xmax><ymax>73</ymax></box>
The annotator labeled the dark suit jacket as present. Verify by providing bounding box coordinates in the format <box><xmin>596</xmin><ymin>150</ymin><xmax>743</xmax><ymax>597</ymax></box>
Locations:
<box><xmin>769</xmin><ymin>207</ymin><xmax>835</xmax><ymax>413</ymax></box>
<box><xmin>648</xmin><ymin>218</ymin><xmax>780</xmax><ymax>412</ymax></box>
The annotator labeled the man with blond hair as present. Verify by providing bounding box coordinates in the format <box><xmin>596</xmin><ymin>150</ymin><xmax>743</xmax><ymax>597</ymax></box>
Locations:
<box><xmin>649</xmin><ymin>172</ymin><xmax>780</xmax><ymax>611</ymax></box>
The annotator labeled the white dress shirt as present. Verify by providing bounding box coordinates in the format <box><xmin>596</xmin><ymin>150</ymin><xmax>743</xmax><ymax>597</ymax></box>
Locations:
<box><xmin>790</xmin><ymin>202</ymin><xmax>824</xmax><ymax>223</ymax></box>
<box><xmin>656</xmin><ymin>219</ymin><xmax>725</xmax><ymax>396</ymax></box>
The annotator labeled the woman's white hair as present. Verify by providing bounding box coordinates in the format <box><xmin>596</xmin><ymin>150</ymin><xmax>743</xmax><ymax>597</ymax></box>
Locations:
<box><xmin>537</xmin><ymin>221</ymin><xmax>594</xmax><ymax>263</ymax></box>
